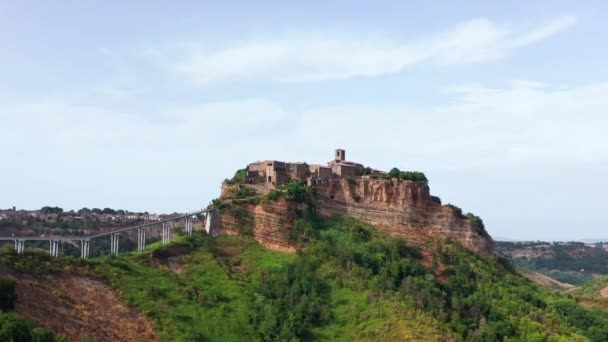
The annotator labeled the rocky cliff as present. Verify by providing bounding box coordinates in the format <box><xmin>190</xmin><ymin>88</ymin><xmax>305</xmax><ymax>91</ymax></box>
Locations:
<box><xmin>314</xmin><ymin>178</ymin><xmax>494</xmax><ymax>256</ymax></box>
<box><xmin>218</xmin><ymin>177</ymin><xmax>494</xmax><ymax>256</ymax></box>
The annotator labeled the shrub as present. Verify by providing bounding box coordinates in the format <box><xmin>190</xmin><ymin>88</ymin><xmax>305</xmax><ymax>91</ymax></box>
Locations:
<box><xmin>0</xmin><ymin>312</ymin><xmax>60</xmax><ymax>341</ymax></box>
<box><xmin>266</xmin><ymin>189</ymin><xmax>282</xmax><ymax>201</ymax></box>
<box><xmin>227</xmin><ymin>207</ymin><xmax>254</xmax><ymax>236</ymax></box>
<box><xmin>430</xmin><ymin>195</ymin><xmax>442</xmax><ymax>205</ymax></box>
<box><xmin>234</xmin><ymin>186</ymin><xmax>257</xmax><ymax>199</ymax></box>
<box><xmin>466</xmin><ymin>213</ymin><xmax>488</xmax><ymax>237</ymax></box>
<box><xmin>225</xmin><ymin>168</ymin><xmax>248</xmax><ymax>185</ymax></box>
<box><xmin>284</xmin><ymin>181</ymin><xmax>311</xmax><ymax>203</ymax></box>
<box><xmin>446</xmin><ymin>204</ymin><xmax>464</xmax><ymax>217</ymax></box>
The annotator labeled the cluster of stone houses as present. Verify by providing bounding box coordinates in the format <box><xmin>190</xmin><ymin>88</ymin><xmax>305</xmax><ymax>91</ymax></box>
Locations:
<box><xmin>0</xmin><ymin>208</ymin><xmax>163</xmax><ymax>225</ymax></box>
<box><xmin>245</xmin><ymin>149</ymin><xmax>384</xmax><ymax>187</ymax></box>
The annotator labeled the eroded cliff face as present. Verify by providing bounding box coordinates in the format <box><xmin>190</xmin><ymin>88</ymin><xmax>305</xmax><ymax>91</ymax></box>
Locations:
<box><xmin>314</xmin><ymin>178</ymin><xmax>494</xmax><ymax>256</ymax></box>
<box><xmin>218</xmin><ymin>178</ymin><xmax>494</xmax><ymax>256</ymax></box>
<box><xmin>218</xmin><ymin>198</ymin><xmax>301</xmax><ymax>253</ymax></box>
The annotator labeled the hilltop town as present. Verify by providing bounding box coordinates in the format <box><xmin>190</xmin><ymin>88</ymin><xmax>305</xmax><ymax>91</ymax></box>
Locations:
<box><xmin>243</xmin><ymin>149</ymin><xmax>382</xmax><ymax>189</ymax></box>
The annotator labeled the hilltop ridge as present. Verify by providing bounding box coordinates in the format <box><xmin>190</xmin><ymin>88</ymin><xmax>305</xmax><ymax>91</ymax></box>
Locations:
<box><xmin>216</xmin><ymin>148</ymin><xmax>493</xmax><ymax>256</ymax></box>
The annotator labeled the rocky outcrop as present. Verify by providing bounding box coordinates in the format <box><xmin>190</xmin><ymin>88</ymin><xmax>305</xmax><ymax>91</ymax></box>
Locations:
<box><xmin>314</xmin><ymin>178</ymin><xmax>494</xmax><ymax>256</ymax></box>
<box><xmin>218</xmin><ymin>178</ymin><xmax>494</xmax><ymax>256</ymax></box>
<box><xmin>218</xmin><ymin>199</ymin><xmax>302</xmax><ymax>253</ymax></box>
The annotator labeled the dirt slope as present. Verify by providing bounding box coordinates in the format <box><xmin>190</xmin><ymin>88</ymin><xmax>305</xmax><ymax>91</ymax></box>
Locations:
<box><xmin>600</xmin><ymin>284</ymin><xmax>608</xmax><ymax>298</ymax></box>
<box><xmin>522</xmin><ymin>270</ymin><xmax>575</xmax><ymax>290</ymax></box>
<box><xmin>7</xmin><ymin>272</ymin><xmax>157</xmax><ymax>342</ymax></box>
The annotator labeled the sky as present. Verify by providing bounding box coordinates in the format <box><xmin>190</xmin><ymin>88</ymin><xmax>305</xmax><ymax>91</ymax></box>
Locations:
<box><xmin>1</xmin><ymin>1</ymin><xmax>607</xmax><ymax>241</ymax></box>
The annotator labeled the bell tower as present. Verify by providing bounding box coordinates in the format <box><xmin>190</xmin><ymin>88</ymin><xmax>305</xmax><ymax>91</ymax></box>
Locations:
<box><xmin>335</xmin><ymin>149</ymin><xmax>346</xmax><ymax>162</ymax></box>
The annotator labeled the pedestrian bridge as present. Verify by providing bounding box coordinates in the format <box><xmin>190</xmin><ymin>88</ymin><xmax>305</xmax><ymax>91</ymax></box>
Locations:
<box><xmin>0</xmin><ymin>208</ymin><xmax>217</xmax><ymax>258</ymax></box>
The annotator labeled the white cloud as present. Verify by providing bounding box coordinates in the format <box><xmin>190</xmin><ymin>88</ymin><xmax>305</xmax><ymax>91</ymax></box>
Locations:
<box><xmin>170</xmin><ymin>16</ymin><xmax>577</xmax><ymax>84</ymax></box>
<box><xmin>295</xmin><ymin>80</ymin><xmax>608</xmax><ymax>169</ymax></box>
<box><xmin>3</xmin><ymin>78</ymin><xmax>605</xmax><ymax>175</ymax></box>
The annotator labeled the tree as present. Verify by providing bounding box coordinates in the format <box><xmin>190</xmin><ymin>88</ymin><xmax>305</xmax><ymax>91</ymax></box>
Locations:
<box><xmin>388</xmin><ymin>167</ymin><xmax>401</xmax><ymax>179</ymax></box>
<box><xmin>40</xmin><ymin>206</ymin><xmax>63</xmax><ymax>214</ymax></box>
<box><xmin>285</xmin><ymin>181</ymin><xmax>310</xmax><ymax>203</ymax></box>
<box><xmin>360</xmin><ymin>167</ymin><xmax>372</xmax><ymax>176</ymax></box>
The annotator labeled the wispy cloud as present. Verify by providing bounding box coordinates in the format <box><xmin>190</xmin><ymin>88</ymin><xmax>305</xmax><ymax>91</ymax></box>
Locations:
<box><xmin>294</xmin><ymin>80</ymin><xmax>608</xmax><ymax>168</ymax></box>
<box><xmin>170</xmin><ymin>16</ymin><xmax>577</xmax><ymax>84</ymax></box>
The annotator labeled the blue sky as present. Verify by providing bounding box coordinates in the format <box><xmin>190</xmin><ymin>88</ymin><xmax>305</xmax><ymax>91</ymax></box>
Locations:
<box><xmin>1</xmin><ymin>1</ymin><xmax>607</xmax><ymax>240</ymax></box>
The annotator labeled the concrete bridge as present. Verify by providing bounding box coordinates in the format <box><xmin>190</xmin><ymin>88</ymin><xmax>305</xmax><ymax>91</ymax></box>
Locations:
<box><xmin>0</xmin><ymin>208</ymin><xmax>218</xmax><ymax>259</ymax></box>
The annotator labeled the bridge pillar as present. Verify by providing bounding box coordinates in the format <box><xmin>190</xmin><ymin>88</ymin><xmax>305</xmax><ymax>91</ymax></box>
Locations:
<box><xmin>14</xmin><ymin>240</ymin><xmax>25</xmax><ymax>254</ymax></box>
<box><xmin>185</xmin><ymin>217</ymin><xmax>193</xmax><ymax>236</ymax></box>
<box><xmin>162</xmin><ymin>223</ymin><xmax>170</xmax><ymax>244</ymax></box>
<box><xmin>110</xmin><ymin>234</ymin><xmax>119</xmax><ymax>256</ymax></box>
<box><xmin>49</xmin><ymin>240</ymin><xmax>60</xmax><ymax>257</ymax></box>
<box><xmin>204</xmin><ymin>209</ymin><xmax>219</xmax><ymax>235</ymax></box>
<box><xmin>137</xmin><ymin>228</ymin><xmax>146</xmax><ymax>251</ymax></box>
<box><xmin>80</xmin><ymin>240</ymin><xmax>90</xmax><ymax>259</ymax></box>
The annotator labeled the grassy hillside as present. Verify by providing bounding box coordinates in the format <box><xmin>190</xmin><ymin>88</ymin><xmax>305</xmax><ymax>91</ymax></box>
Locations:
<box><xmin>3</xmin><ymin>216</ymin><xmax>608</xmax><ymax>341</ymax></box>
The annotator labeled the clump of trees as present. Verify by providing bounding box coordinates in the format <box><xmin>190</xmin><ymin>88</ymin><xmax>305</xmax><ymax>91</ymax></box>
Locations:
<box><xmin>267</xmin><ymin>181</ymin><xmax>312</xmax><ymax>203</ymax></box>
<box><xmin>386</xmin><ymin>168</ymin><xmax>428</xmax><ymax>182</ymax></box>
<box><xmin>40</xmin><ymin>206</ymin><xmax>63</xmax><ymax>214</ymax></box>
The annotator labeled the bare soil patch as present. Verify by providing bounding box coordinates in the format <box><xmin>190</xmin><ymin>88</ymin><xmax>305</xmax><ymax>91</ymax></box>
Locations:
<box><xmin>599</xmin><ymin>284</ymin><xmax>608</xmax><ymax>298</ymax></box>
<box><xmin>7</xmin><ymin>272</ymin><xmax>157</xmax><ymax>342</ymax></box>
<box><xmin>522</xmin><ymin>271</ymin><xmax>575</xmax><ymax>290</ymax></box>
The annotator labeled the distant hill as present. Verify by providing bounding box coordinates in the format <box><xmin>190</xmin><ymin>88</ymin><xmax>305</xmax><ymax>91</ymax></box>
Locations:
<box><xmin>496</xmin><ymin>240</ymin><xmax>608</xmax><ymax>285</ymax></box>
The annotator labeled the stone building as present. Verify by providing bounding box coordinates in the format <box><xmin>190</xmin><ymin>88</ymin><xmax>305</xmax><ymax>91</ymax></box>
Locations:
<box><xmin>245</xmin><ymin>149</ymin><xmax>365</xmax><ymax>187</ymax></box>
<box><xmin>327</xmin><ymin>148</ymin><xmax>363</xmax><ymax>177</ymax></box>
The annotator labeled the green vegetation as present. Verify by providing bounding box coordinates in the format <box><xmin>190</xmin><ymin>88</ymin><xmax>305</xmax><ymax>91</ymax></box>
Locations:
<box><xmin>573</xmin><ymin>275</ymin><xmax>608</xmax><ymax>296</ymax></box>
<box><xmin>266</xmin><ymin>181</ymin><xmax>313</xmax><ymax>204</ymax></box>
<box><xmin>40</xmin><ymin>206</ymin><xmax>63</xmax><ymax>214</ymax></box>
<box><xmin>446</xmin><ymin>204</ymin><xmax>464</xmax><ymax>217</ymax></box>
<box><xmin>385</xmin><ymin>168</ymin><xmax>428</xmax><ymax>182</ymax></box>
<box><xmin>226</xmin><ymin>207</ymin><xmax>254</xmax><ymax>236</ymax></box>
<box><xmin>3</xmin><ymin>215</ymin><xmax>608</xmax><ymax>341</ymax></box>
<box><xmin>0</xmin><ymin>312</ymin><xmax>63</xmax><ymax>342</ymax></box>
<box><xmin>360</xmin><ymin>166</ymin><xmax>372</xmax><ymax>176</ymax></box>
<box><xmin>0</xmin><ymin>277</ymin><xmax>16</xmax><ymax>312</ymax></box>
<box><xmin>234</xmin><ymin>187</ymin><xmax>257</xmax><ymax>199</ymax></box>
<box><xmin>225</xmin><ymin>168</ymin><xmax>248</xmax><ymax>185</ymax></box>
<box><xmin>465</xmin><ymin>213</ymin><xmax>488</xmax><ymax>237</ymax></box>
<box><xmin>430</xmin><ymin>195</ymin><xmax>442</xmax><ymax>205</ymax></box>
